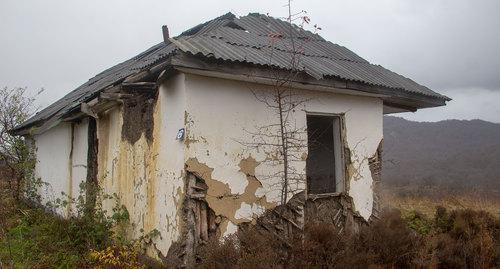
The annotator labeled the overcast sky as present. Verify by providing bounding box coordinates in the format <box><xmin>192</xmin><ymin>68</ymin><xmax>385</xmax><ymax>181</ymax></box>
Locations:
<box><xmin>1</xmin><ymin>0</ymin><xmax>499</xmax><ymax>123</ymax></box>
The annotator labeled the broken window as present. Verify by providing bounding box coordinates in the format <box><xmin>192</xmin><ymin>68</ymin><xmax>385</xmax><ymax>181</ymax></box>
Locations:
<box><xmin>306</xmin><ymin>114</ymin><xmax>344</xmax><ymax>194</ymax></box>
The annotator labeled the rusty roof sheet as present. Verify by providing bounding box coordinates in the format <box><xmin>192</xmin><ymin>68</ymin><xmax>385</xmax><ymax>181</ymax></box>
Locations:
<box><xmin>14</xmin><ymin>12</ymin><xmax>449</xmax><ymax>133</ymax></box>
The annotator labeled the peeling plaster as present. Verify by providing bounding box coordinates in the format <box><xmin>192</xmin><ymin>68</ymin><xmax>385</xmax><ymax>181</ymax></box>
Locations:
<box><xmin>31</xmin><ymin>72</ymin><xmax>384</xmax><ymax>261</ymax></box>
<box><xmin>95</xmin><ymin>74</ymin><xmax>188</xmax><ymax>258</ymax></box>
<box><xmin>368</xmin><ymin>139</ymin><xmax>383</xmax><ymax>221</ymax></box>
<box><xmin>222</xmin><ymin>221</ymin><xmax>238</xmax><ymax>237</ymax></box>
<box><xmin>184</xmin><ymin>74</ymin><xmax>383</xmax><ymax>222</ymax></box>
<box><xmin>185</xmin><ymin>157</ymin><xmax>275</xmax><ymax>232</ymax></box>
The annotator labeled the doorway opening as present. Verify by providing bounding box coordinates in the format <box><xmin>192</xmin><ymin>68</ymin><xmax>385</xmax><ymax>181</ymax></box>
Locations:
<box><xmin>306</xmin><ymin>114</ymin><xmax>344</xmax><ymax>194</ymax></box>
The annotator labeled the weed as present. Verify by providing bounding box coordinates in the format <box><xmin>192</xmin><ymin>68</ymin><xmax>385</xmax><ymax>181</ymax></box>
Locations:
<box><xmin>403</xmin><ymin>210</ymin><xmax>433</xmax><ymax>235</ymax></box>
<box><xmin>89</xmin><ymin>242</ymin><xmax>144</xmax><ymax>269</ymax></box>
<box><xmin>0</xmin><ymin>179</ymin><xmax>140</xmax><ymax>268</ymax></box>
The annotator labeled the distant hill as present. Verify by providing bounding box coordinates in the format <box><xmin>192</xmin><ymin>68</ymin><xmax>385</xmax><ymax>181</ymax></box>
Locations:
<box><xmin>383</xmin><ymin>116</ymin><xmax>500</xmax><ymax>191</ymax></box>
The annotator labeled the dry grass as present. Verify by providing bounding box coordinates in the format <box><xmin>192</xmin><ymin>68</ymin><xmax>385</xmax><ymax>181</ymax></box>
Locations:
<box><xmin>199</xmin><ymin>209</ymin><xmax>500</xmax><ymax>268</ymax></box>
<box><xmin>382</xmin><ymin>185</ymin><xmax>500</xmax><ymax>218</ymax></box>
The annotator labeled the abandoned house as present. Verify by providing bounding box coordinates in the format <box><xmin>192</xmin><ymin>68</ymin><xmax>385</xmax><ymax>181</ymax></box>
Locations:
<box><xmin>12</xmin><ymin>13</ymin><xmax>449</xmax><ymax>260</ymax></box>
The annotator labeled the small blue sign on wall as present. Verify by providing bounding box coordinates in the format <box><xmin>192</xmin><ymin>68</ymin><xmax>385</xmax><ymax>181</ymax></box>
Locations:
<box><xmin>176</xmin><ymin>128</ymin><xmax>185</xmax><ymax>141</ymax></box>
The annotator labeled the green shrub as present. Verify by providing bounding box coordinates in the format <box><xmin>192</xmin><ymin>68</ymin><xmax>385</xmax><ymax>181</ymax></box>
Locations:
<box><xmin>0</xmin><ymin>183</ymin><xmax>133</xmax><ymax>268</ymax></box>
<box><xmin>403</xmin><ymin>210</ymin><xmax>433</xmax><ymax>235</ymax></box>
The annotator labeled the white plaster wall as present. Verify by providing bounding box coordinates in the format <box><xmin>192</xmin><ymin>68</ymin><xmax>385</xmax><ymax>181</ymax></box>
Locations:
<box><xmin>31</xmin><ymin>71</ymin><xmax>382</xmax><ymax>257</ymax></box>
<box><xmin>34</xmin><ymin>122</ymin><xmax>72</xmax><ymax>214</ymax></box>
<box><xmin>96</xmin><ymin>73</ymin><xmax>187</xmax><ymax>256</ymax></box>
<box><xmin>154</xmin><ymin>73</ymin><xmax>187</xmax><ymax>254</ymax></box>
<box><xmin>97</xmin><ymin>107</ymin><xmax>122</xmax><ymax>195</ymax></box>
<box><xmin>184</xmin><ymin>74</ymin><xmax>383</xmax><ymax>224</ymax></box>
<box><xmin>70</xmin><ymin>118</ymin><xmax>89</xmax><ymax>206</ymax></box>
<box><xmin>34</xmin><ymin>119</ymin><xmax>89</xmax><ymax>216</ymax></box>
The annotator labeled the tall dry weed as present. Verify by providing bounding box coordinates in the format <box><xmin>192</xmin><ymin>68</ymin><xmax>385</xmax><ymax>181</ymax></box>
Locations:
<box><xmin>198</xmin><ymin>209</ymin><xmax>499</xmax><ymax>268</ymax></box>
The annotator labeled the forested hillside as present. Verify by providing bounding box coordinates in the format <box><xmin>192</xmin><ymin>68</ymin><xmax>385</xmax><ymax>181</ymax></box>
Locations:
<box><xmin>383</xmin><ymin>116</ymin><xmax>500</xmax><ymax>191</ymax></box>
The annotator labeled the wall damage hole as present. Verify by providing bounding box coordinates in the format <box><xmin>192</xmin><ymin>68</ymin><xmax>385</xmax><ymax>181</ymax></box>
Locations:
<box><xmin>368</xmin><ymin>139</ymin><xmax>383</xmax><ymax>222</ymax></box>
<box><xmin>305</xmin><ymin>193</ymin><xmax>366</xmax><ymax>234</ymax></box>
<box><xmin>166</xmin><ymin>172</ymin><xmax>220</xmax><ymax>267</ymax></box>
<box><xmin>248</xmin><ymin>192</ymin><xmax>366</xmax><ymax>244</ymax></box>
<box><xmin>251</xmin><ymin>191</ymin><xmax>306</xmax><ymax>241</ymax></box>
<box><xmin>186</xmin><ymin>173</ymin><xmax>219</xmax><ymax>244</ymax></box>
<box><xmin>85</xmin><ymin>117</ymin><xmax>98</xmax><ymax>215</ymax></box>
<box><xmin>121</xmin><ymin>89</ymin><xmax>157</xmax><ymax>144</ymax></box>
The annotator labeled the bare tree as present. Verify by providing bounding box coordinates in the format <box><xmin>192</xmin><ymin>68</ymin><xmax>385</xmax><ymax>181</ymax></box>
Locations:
<box><xmin>0</xmin><ymin>87</ymin><xmax>39</xmax><ymax>200</ymax></box>
<box><xmin>242</xmin><ymin>3</ymin><xmax>321</xmax><ymax>205</ymax></box>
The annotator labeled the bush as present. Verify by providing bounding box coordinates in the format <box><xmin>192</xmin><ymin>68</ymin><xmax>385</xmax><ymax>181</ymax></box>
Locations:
<box><xmin>0</xmin><ymin>206</ymin><xmax>90</xmax><ymax>268</ymax></box>
<box><xmin>89</xmin><ymin>243</ymin><xmax>144</xmax><ymax>269</ymax></box>
<box><xmin>198</xmin><ymin>209</ymin><xmax>500</xmax><ymax>268</ymax></box>
<box><xmin>350</xmin><ymin>210</ymin><xmax>423</xmax><ymax>268</ymax></box>
<box><xmin>428</xmin><ymin>208</ymin><xmax>499</xmax><ymax>268</ymax></box>
<box><xmin>0</xmin><ymin>184</ymin><xmax>134</xmax><ymax>268</ymax></box>
<box><xmin>403</xmin><ymin>210</ymin><xmax>433</xmax><ymax>235</ymax></box>
<box><xmin>199</xmin><ymin>227</ymin><xmax>284</xmax><ymax>269</ymax></box>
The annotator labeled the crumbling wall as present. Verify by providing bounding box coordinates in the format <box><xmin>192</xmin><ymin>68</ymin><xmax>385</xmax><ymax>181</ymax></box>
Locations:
<box><xmin>164</xmin><ymin>172</ymin><xmax>220</xmax><ymax>266</ymax></box>
<box><xmin>121</xmin><ymin>89</ymin><xmax>156</xmax><ymax>144</ymax></box>
<box><xmin>368</xmin><ymin>139</ymin><xmax>383</xmax><ymax>222</ymax></box>
<box><xmin>96</xmin><ymin>73</ymin><xmax>187</xmax><ymax>260</ymax></box>
<box><xmin>305</xmin><ymin>194</ymin><xmax>366</xmax><ymax>233</ymax></box>
<box><xmin>248</xmin><ymin>191</ymin><xmax>368</xmax><ymax>242</ymax></box>
<box><xmin>97</xmin><ymin>102</ymin><xmax>158</xmax><ymax>241</ymax></box>
<box><xmin>251</xmin><ymin>191</ymin><xmax>306</xmax><ymax>240</ymax></box>
<box><xmin>95</xmin><ymin>72</ymin><xmax>383</xmax><ymax>262</ymax></box>
<box><xmin>182</xmin><ymin>73</ymin><xmax>383</xmax><ymax>236</ymax></box>
<box><xmin>86</xmin><ymin>118</ymin><xmax>98</xmax><ymax>211</ymax></box>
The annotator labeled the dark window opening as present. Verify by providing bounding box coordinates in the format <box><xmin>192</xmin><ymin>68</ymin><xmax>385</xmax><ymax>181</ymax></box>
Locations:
<box><xmin>306</xmin><ymin>115</ymin><xmax>344</xmax><ymax>194</ymax></box>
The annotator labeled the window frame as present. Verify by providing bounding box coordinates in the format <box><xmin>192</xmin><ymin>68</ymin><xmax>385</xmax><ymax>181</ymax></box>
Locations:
<box><xmin>305</xmin><ymin>112</ymin><xmax>346</xmax><ymax>197</ymax></box>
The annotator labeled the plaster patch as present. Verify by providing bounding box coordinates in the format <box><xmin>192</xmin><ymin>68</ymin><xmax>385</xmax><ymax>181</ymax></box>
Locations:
<box><xmin>223</xmin><ymin>221</ymin><xmax>238</xmax><ymax>237</ymax></box>
<box><xmin>235</xmin><ymin>202</ymin><xmax>266</xmax><ymax>220</ymax></box>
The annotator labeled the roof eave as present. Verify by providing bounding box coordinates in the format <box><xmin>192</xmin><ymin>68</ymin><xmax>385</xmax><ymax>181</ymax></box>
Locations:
<box><xmin>170</xmin><ymin>52</ymin><xmax>449</xmax><ymax>110</ymax></box>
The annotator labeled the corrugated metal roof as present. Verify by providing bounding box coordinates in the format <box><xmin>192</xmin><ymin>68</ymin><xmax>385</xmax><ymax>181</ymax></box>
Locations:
<box><xmin>15</xmin><ymin>41</ymin><xmax>176</xmax><ymax>131</ymax></box>
<box><xmin>172</xmin><ymin>13</ymin><xmax>447</xmax><ymax>99</ymax></box>
<box><xmin>14</xmin><ymin>12</ymin><xmax>449</xmax><ymax>133</ymax></box>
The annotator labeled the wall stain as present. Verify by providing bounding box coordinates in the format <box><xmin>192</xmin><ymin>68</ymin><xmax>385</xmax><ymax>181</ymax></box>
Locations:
<box><xmin>97</xmin><ymin>96</ymin><xmax>161</xmax><ymax>241</ymax></box>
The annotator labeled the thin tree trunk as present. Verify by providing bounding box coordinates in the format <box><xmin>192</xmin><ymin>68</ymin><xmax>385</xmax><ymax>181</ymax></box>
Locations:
<box><xmin>14</xmin><ymin>174</ymin><xmax>22</xmax><ymax>201</ymax></box>
<box><xmin>278</xmin><ymin>90</ymin><xmax>289</xmax><ymax>204</ymax></box>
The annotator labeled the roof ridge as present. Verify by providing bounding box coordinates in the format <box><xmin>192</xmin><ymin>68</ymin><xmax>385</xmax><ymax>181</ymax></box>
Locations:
<box><xmin>238</xmin><ymin>12</ymin><xmax>324</xmax><ymax>41</ymax></box>
<box><xmin>201</xmin><ymin>26</ymin><xmax>367</xmax><ymax>63</ymax></box>
<box><xmin>178</xmin><ymin>12</ymin><xmax>236</xmax><ymax>37</ymax></box>
<box><xmin>12</xmin><ymin>11</ymin><xmax>449</xmax><ymax>134</ymax></box>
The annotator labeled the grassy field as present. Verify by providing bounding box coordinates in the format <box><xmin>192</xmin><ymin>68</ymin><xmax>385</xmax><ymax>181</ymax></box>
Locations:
<box><xmin>382</xmin><ymin>185</ymin><xmax>500</xmax><ymax>218</ymax></box>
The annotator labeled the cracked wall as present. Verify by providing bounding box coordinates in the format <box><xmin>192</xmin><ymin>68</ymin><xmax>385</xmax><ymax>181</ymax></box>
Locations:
<box><xmin>183</xmin><ymin>74</ymin><xmax>383</xmax><ymax>232</ymax></box>
<box><xmin>368</xmin><ymin>139</ymin><xmax>383</xmax><ymax>221</ymax></box>
<box><xmin>31</xmin><ymin>71</ymin><xmax>383</xmax><ymax>260</ymax></box>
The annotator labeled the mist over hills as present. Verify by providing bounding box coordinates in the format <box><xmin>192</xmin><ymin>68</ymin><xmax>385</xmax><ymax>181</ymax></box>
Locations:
<box><xmin>382</xmin><ymin>116</ymin><xmax>500</xmax><ymax>191</ymax></box>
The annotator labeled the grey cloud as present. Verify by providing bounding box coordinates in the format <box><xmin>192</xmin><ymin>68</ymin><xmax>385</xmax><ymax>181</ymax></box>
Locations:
<box><xmin>400</xmin><ymin>88</ymin><xmax>500</xmax><ymax>123</ymax></box>
<box><xmin>0</xmin><ymin>0</ymin><xmax>499</xmax><ymax>120</ymax></box>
